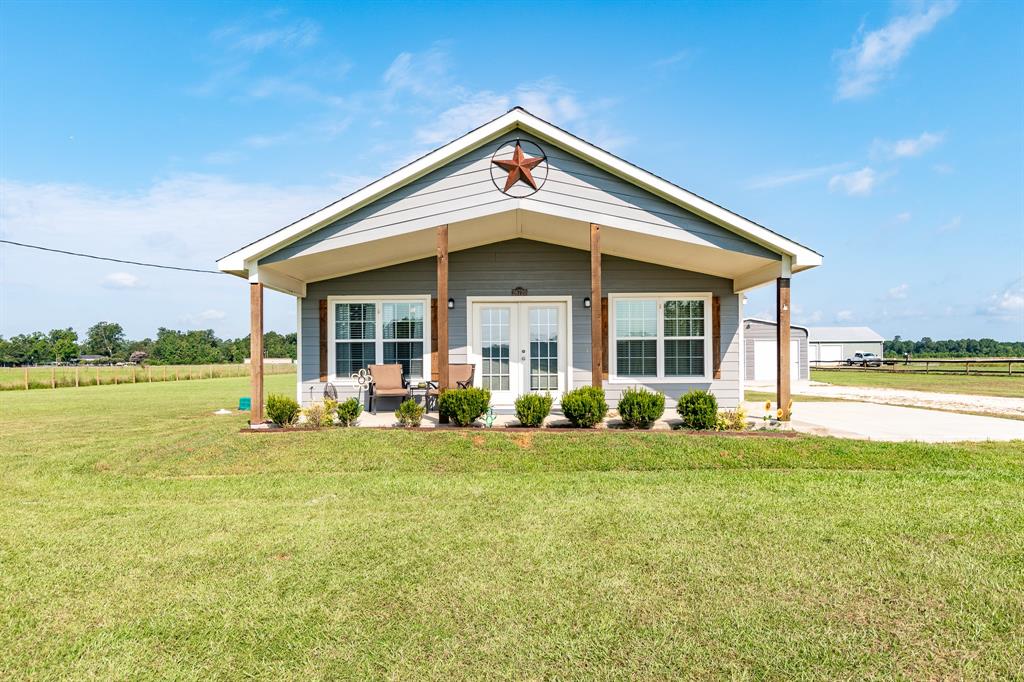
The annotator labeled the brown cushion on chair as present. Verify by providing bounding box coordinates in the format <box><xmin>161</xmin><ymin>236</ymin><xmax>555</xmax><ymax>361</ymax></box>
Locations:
<box><xmin>374</xmin><ymin>387</ymin><xmax>410</xmax><ymax>397</ymax></box>
<box><xmin>449</xmin><ymin>364</ymin><xmax>474</xmax><ymax>387</ymax></box>
<box><xmin>369</xmin><ymin>364</ymin><xmax>404</xmax><ymax>390</ymax></box>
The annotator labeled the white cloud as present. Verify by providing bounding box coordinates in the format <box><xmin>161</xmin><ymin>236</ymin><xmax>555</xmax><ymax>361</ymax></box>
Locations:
<box><xmin>183</xmin><ymin>309</ymin><xmax>227</xmax><ymax>326</ymax></box>
<box><xmin>652</xmin><ymin>50</ymin><xmax>694</xmax><ymax>69</ymax></box>
<box><xmin>932</xmin><ymin>163</ymin><xmax>954</xmax><ymax>174</ymax></box>
<box><xmin>383</xmin><ymin>46</ymin><xmax>451</xmax><ymax>97</ymax></box>
<box><xmin>836</xmin><ymin>310</ymin><xmax>854</xmax><ymax>322</ymax></box>
<box><xmin>414</xmin><ymin>92</ymin><xmax>510</xmax><ymax>146</ymax></box>
<box><xmin>886</xmin><ymin>283</ymin><xmax>910</xmax><ymax>300</ymax></box>
<box><xmin>937</xmin><ymin>215</ymin><xmax>962</xmax><ymax>233</ymax></box>
<box><xmin>102</xmin><ymin>272</ymin><xmax>142</xmax><ymax>289</ymax></box>
<box><xmin>212</xmin><ymin>18</ymin><xmax>320</xmax><ymax>53</ymax></box>
<box><xmin>895</xmin><ymin>211</ymin><xmax>912</xmax><ymax>223</ymax></box>
<box><xmin>981</xmin><ymin>279</ymin><xmax>1024</xmax><ymax>320</ymax></box>
<box><xmin>872</xmin><ymin>131</ymin><xmax>944</xmax><ymax>158</ymax></box>
<box><xmin>829</xmin><ymin>167</ymin><xmax>878</xmax><ymax>196</ymax></box>
<box><xmin>746</xmin><ymin>163</ymin><xmax>849</xmax><ymax>189</ymax></box>
<box><xmin>835</xmin><ymin>1</ymin><xmax>958</xmax><ymax>100</ymax></box>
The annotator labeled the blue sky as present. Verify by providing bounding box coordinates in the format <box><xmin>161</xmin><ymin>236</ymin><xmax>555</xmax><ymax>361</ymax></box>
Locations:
<box><xmin>1</xmin><ymin>0</ymin><xmax>1021</xmax><ymax>341</ymax></box>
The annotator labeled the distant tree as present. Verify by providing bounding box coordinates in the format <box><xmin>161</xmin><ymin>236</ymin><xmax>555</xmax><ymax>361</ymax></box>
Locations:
<box><xmin>48</xmin><ymin>328</ymin><xmax>79</xmax><ymax>362</ymax></box>
<box><xmin>85</xmin><ymin>322</ymin><xmax>126</xmax><ymax>359</ymax></box>
<box><xmin>128</xmin><ymin>350</ymin><xmax>149</xmax><ymax>365</ymax></box>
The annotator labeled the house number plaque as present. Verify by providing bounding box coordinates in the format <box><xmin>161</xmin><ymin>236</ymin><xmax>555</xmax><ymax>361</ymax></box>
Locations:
<box><xmin>511</xmin><ymin>287</ymin><xmax>528</xmax><ymax>296</ymax></box>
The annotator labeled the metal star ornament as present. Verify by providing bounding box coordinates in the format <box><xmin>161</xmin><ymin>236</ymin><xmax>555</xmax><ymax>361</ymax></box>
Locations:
<box><xmin>491</xmin><ymin>142</ymin><xmax>544</xmax><ymax>192</ymax></box>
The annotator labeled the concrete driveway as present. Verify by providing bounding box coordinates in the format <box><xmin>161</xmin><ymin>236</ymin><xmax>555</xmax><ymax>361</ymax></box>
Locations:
<box><xmin>745</xmin><ymin>400</ymin><xmax>1024</xmax><ymax>442</ymax></box>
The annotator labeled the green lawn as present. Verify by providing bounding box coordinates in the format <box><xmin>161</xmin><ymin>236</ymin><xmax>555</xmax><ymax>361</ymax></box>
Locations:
<box><xmin>2</xmin><ymin>377</ymin><xmax>1023</xmax><ymax>679</ymax></box>
<box><xmin>811</xmin><ymin>368</ymin><xmax>1024</xmax><ymax>398</ymax></box>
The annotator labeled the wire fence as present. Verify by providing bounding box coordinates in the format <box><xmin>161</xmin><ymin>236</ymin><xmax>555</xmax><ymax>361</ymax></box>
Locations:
<box><xmin>811</xmin><ymin>358</ymin><xmax>1024</xmax><ymax>377</ymax></box>
<box><xmin>0</xmin><ymin>363</ymin><xmax>296</xmax><ymax>391</ymax></box>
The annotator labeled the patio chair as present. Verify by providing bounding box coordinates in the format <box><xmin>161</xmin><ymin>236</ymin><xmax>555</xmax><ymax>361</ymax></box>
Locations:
<box><xmin>367</xmin><ymin>364</ymin><xmax>411</xmax><ymax>414</ymax></box>
<box><xmin>426</xmin><ymin>364</ymin><xmax>475</xmax><ymax>411</ymax></box>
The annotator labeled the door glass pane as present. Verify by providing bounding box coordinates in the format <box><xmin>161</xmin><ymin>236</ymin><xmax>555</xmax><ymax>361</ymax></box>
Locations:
<box><xmin>528</xmin><ymin>307</ymin><xmax>559</xmax><ymax>391</ymax></box>
<box><xmin>480</xmin><ymin>307</ymin><xmax>510</xmax><ymax>391</ymax></box>
<box><xmin>665</xmin><ymin>339</ymin><xmax>704</xmax><ymax>376</ymax></box>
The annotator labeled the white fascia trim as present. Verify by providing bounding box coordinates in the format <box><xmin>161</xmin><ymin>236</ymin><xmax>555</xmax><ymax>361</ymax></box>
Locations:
<box><xmin>249</xmin><ymin>264</ymin><xmax>306</xmax><ymax>297</ymax></box>
<box><xmin>219</xmin><ymin>108</ymin><xmax>822</xmax><ymax>276</ymax></box>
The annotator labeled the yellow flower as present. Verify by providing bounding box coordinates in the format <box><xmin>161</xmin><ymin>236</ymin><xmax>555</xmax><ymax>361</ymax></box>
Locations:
<box><xmin>776</xmin><ymin>408</ymin><xmax>784</xmax><ymax>418</ymax></box>
<box><xmin>764</xmin><ymin>401</ymin><xmax>772</xmax><ymax>410</ymax></box>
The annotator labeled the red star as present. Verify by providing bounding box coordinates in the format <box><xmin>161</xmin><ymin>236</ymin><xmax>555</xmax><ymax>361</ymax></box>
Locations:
<box><xmin>492</xmin><ymin>142</ymin><xmax>544</xmax><ymax>192</ymax></box>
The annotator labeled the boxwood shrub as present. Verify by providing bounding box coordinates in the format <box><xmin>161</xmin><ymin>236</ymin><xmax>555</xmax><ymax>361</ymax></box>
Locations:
<box><xmin>265</xmin><ymin>393</ymin><xmax>301</xmax><ymax>427</ymax></box>
<box><xmin>394</xmin><ymin>399</ymin><xmax>425</xmax><ymax>427</ymax></box>
<box><xmin>335</xmin><ymin>397</ymin><xmax>363</xmax><ymax>427</ymax></box>
<box><xmin>514</xmin><ymin>392</ymin><xmax>553</xmax><ymax>427</ymax></box>
<box><xmin>616</xmin><ymin>387</ymin><xmax>665</xmax><ymax>429</ymax></box>
<box><xmin>560</xmin><ymin>386</ymin><xmax>608</xmax><ymax>428</ymax></box>
<box><xmin>438</xmin><ymin>387</ymin><xmax>491</xmax><ymax>426</ymax></box>
<box><xmin>676</xmin><ymin>389</ymin><xmax>718</xmax><ymax>430</ymax></box>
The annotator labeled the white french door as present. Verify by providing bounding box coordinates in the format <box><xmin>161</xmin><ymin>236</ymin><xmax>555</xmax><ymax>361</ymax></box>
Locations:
<box><xmin>470</xmin><ymin>299</ymin><xmax>569</xmax><ymax>405</ymax></box>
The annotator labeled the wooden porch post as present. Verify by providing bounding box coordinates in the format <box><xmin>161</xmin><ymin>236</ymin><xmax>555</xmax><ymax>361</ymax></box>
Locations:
<box><xmin>436</xmin><ymin>225</ymin><xmax>449</xmax><ymax>392</ymax></box>
<box><xmin>250</xmin><ymin>282</ymin><xmax>264</xmax><ymax>424</ymax></box>
<box><xmin>776</xmin><ymin>276</ymin><xmax>791</xmax><ymax>421</ymax></box>
<box><xmin>590</xmin><ymin>223</ymin><xmax>603</xmax><ymax>388</ymax></box>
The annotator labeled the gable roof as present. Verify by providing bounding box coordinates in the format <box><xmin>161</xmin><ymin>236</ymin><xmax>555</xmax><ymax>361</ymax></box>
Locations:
<box><xmin>807</xmin><ymin>326</ymin><xmax>885</xmax><ymax>343</ymax></box>
<box><xmin>217</xmin><ymin>107</ymin><xmax>822</xmax><ymax>277</ymax></box>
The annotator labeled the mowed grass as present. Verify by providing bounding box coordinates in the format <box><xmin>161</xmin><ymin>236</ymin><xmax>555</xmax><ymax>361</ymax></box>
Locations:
<box><xmin>811</xmin><ymin>368</ymin><xmax>1024</xmax><ymax>398</ymax></box>
<box><xmin>2</xmin><ymin>378</ymin><xmax>1023</xmax><ymax>679</ymax></box>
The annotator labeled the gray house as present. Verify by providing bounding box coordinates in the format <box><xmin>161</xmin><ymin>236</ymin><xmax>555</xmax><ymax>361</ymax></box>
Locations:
<box><xmin>742</xmin><ymin>319</ymin><xmax>809</xmax><ymax>384</ymax></box>
<box><xmin>218</xmin><ymin>108</ymin><xmax>822</xmax><ymax>422</ymax></box>
<box><xmin>808</xmin><ymin>326</ymin><xmax>884</xmax><ymax>363</ymax></box>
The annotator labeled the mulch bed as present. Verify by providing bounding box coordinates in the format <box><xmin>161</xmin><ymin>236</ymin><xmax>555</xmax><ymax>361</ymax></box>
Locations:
<box><xmin>240</xmin><ymin>424</ymin><xmax>800</xmax><ymax>438</ymax></box>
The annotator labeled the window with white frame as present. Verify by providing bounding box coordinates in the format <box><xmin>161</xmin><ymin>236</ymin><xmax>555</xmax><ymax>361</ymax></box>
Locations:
<box><xmin>612</xmin><ymin>295</ymin><xmax>709</xmax><ymax>380</ymax></box>
<box><xmin>333</xmin><ymin>298</ymin><xmax>427</xmax><ymax>380</ymax></box>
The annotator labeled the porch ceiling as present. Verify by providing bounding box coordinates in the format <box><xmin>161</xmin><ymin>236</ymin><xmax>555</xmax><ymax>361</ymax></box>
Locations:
<box><xmin>256</xmin><ymin>208</ymin><xmax>783</xmax><ymax>293</ymax></box>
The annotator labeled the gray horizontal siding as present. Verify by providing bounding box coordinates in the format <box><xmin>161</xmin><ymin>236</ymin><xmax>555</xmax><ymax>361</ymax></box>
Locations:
<box><xmin>263</xmin><ymin>131</ymin><xmax>777</xmax><ymax>266</ymax></box>
<box><xmin>299</xmin><ymin>238</ymin><xmax>741</xmax><ymax>408</ymax></box>
<box><xmin>743</xmin><ymin>319</ymin><xmax>809</xmax><ymax>381</ymax></box>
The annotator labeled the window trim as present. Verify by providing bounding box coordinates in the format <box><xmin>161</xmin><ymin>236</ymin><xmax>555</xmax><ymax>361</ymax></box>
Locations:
<box><xmin>608</xmin><ymin>292</ymin><xmax>713</xmax><ymax>384</ymax></box>
<box><xmin>327</xmin><ymin>294</ymin><xmax>432</xmax><ymax>385</ymax></box>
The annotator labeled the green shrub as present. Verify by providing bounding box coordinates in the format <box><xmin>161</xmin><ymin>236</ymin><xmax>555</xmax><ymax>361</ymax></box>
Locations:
<box><xmin>438</xmin><ymin>387</ymin><xmax>491</xmax><ymax>426</ymax></box>
<box><xmin>560</xmin><ymin>386</ymin><xmax>608</xmax><ymax>428</ymax></box>
<box><xmin>676</xmin><ymin>389</ymin><xmax>718</xmax><ymax>430</ymax></box>
<box><xmin>266</xmin><ymin>393</ymin><xmax>301</xmax><ymax>427</ymax></box>
<box><xmin>302</xmin><ymin>402</ymin><xmax>329</xmax><ymax>428</ymax></box>
<box><xmin>335</xmin><ymin>397</ymin><xmax>362</xmax><ymax>427</ymax></box>
<box><xmin>394</xmin><ymin>399</ymin><xmax>425</xmax><ymax>427</ymax></box>
<box><xmin>514</xmin><ymin>392</ymin><xmax>553</xmax><ymax>427</ymax></box>
<box><xmin>616</xmin><ymin>387</ymin><xmax>665</xmax><ymax>429</ymax></box>
<box><xmin>715</xmin><ymin>406</ymin><xmax>749</xmax><ymax>431</ymax></box>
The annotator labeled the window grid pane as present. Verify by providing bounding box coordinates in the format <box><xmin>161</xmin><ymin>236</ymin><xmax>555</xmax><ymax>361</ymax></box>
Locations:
<box><xmin>615</xmin><ymin>300</ymin><xmax>656</xmax><ymax>338</ymax></box>
<box><xmin>384</xmin><ymin>341</ymin><xmax>424</xmax><ymax>379</ymax></box>
<box><xmin>383</xmin><ymin>302</ymin><xmax>424</xmax><ymax>340</ymax></box>
<box><xmin>336</xmin><ymin>341</ymin><xmax>375</xmax><ymax>376</ymax></box>
<box><xmin>664</xmin><ymin>339</ymin><xmax>704</xmax><ymax>377</ymax></box>
<box><xmin>480</xmin><ymin>307</ymin><xmax>510</xmax><ymax>391</ymax></box>
<box><xmin>664</xmin><ymin>300</ymin><xmax>704</xmax><ymax>338</ymax></box>
<box><xmin>616</xmin><ymin>339</ymin><xmax>657</xmax><ymax>377</ymax></box>
<box><xmin>335</xmin><ymin>303</ymin><xmax>375</xmax><ymax>340</ymax></box>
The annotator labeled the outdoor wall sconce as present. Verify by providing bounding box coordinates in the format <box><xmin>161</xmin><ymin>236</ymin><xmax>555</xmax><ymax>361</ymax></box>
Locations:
<box><xmin>583</xmin><ymin>297</ymin><xmax>591</xmax><ymax>308</ymax></box>
<box><xmin>447</xmin><ymin>298</ymin><xmax>455</xmax><ymax>309</ymax></box>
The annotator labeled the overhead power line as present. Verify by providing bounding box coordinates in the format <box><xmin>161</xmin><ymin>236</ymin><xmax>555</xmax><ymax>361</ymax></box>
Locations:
<box><xmin>0</xmin><ymin>239</ymin><xmax>223</xmax><ymax>274</ymax></box>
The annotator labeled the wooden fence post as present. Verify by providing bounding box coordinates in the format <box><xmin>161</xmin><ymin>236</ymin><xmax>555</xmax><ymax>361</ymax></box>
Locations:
<box><xmin>132</xmin><ymin>367</ymin><xmax>137</xmax><ymax>383</ymax></box>
<box><xmin>51</xmin><ymin>366</ymin><xmax>56</xmax><ymax>389</ymax></box>
<box><xmin>96</xmin><ymin>367</ymin><xmax>100</xmax><ymax>386</ymax></box>
<box><xmin>75</xmin><ymin>367</ymin><xmax>80</xmax><ymax>387</ymax></box>
<box><xmin>24</xmin><ymin>366</ymin><xmax>29</xmax><ymax>390</ymax></box>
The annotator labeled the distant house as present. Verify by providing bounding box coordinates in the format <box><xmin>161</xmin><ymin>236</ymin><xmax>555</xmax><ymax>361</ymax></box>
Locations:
<box><xmin>78</xmin><ymin>355</ymin><xmax>108</xmax><ymax>364</ymax></box>
<box><xmin>807</xmin><ymin>327</ymin><xmax>884</xmax><ymax>363</ymax></box>
<box><xmin>217</xmin><ymin>107</ymin><xmax>822</xmax><ymax>423</ymax></box>
<box><xmin>742</xmin><ymin>319</ymin><xmax>809</xmax><ymax>384</ymax></box>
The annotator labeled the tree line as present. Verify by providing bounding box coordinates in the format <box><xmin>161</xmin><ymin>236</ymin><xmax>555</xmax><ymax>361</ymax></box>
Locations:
<box><xmin>884</xmin><ymin>336</ymin><xmax>1024</xmax><ymax>358</ymax></box>
<box><xmin>0</xmin><ymin>321</ymin><xmax>296</xmax><ymax>366</ymax></box>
